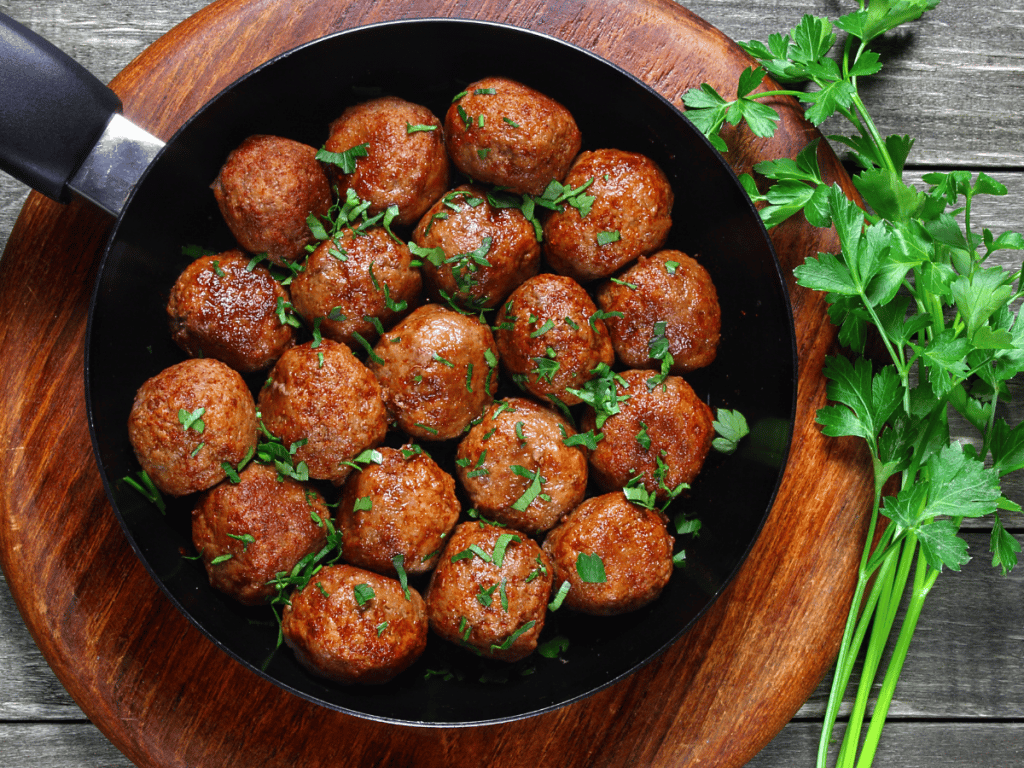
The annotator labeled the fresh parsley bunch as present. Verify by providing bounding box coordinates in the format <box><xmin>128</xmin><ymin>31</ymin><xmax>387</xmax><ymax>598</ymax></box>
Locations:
<box><xmin>682</xmin><ymin>1</ymin><xmax>1023</xmax><ymax>766</ymax></box>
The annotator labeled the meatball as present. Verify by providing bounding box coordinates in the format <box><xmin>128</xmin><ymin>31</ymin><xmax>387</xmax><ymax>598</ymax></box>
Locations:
<box><xmin>412</xmin><ymin>185</ymin><xmax>541</xmax><ymax>311</ymax></box>
<box><xmin>323</xmin><ymin>96</ymin><xmax>450</xmax><ymax>227</ymax></box>
<box><xmin>426</xmin><ymin>522</ymin><xmax>553</xmax><ymax>662</ymax></box>
<box><xmin>494</xmin><ymin>273</ymin><xmax>615</xmax><ymax>406</ymax></box>
<box><xmin>582</xmin><ymin>369</ymin><xmax>713</xmax><ymax>502</ymax></box>
<box><xmin>543</xmin><ymin>149</ymin><xmax>674</xmax><ymax>282</ymax></box>
<box><xmin>211</xmin><ymin>135</ymin><xmax>331</xmax><ymax>265</ymax></box>
<box><xmin>191</xmin><ymin>463</ymin><xmax>330</xmax><ymax>605</ymax></box>
<box><xmin>456</xmin><ymin>398</ymin><xmax>588</xmax><ymax>534</ymax></box>
<box><xmin>542</xmin><ymin>492</ymin><xmax>675</xmax><ymax>615</ymax></box>
<box><xmin>258</xmin><ymin>339</ymin><xmax>388</xmax><ymax>485</ymax></box>
<box><xmin>166</xmin><ymin>249</ymin><xmax>296</xmax><ymax>373</ymax></box>
<box><xmin>445</xmin><ymin>77</ymin><xmax>581</xmax><ymax>196</ymax></box>
<box><xmin>368</xmin><ymin>303</ymin><xmax>500</xmax><ymax>441</ymax></box>
<box><xmin>338</xmin><ymin>445</ymin><xmax>461</xmax><ymax>576</ymax></box>
<box><xmin>596</xmin><ymin>250</ymin><xmax>720</xmax><ymax>373</ymax></box>
<box><xmin>281</xmin><ymin>564</ymin><xmax>428</xmax><ymax>684</ymax></box>
<box><xmin>128</xmin><ymin>358</ymin><xmax>258</xmax><ymax>497</ymax></box>
<box><xmin>289</xmin><ymin>227</ymin><xmax>422</xmax><ymax>349</ymax></box>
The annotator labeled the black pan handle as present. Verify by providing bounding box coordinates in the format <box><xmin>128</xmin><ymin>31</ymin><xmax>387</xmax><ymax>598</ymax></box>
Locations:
<box><xmin>0</xmin><ymin>12</ymin><xmax>122</xmax><ymax>203</ymax></box>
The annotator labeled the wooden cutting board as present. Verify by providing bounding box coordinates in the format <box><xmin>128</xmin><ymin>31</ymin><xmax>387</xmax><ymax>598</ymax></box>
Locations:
<box><xmin>0</xmin><ymin>0</ymin><xmax>871</xmax><ymax>766</ymax></box>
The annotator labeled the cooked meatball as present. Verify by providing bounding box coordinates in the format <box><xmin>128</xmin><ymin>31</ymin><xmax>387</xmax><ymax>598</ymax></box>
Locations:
<box><xmin>338</xmin><ymin>445</ymin><xmax>461</xmax><ymax>576</ymax></box>
<box><xmin>412</xmin><ymin>185</ymin><xmax>541</xmax><ymax>311</ymax></box>
<box><xmin>282</xmin><ymin>564</ymin><xmax>428</xmax><ymax>684</ymax></box>
<box><xmin>211</xmin><ymin>135</ymin><xmax>331</xmax><ymax>265</ymax></box>
<box><xmin>494</xmin><ymin>273</ymin><xmax>614</xmax><ymax>406</ymax></box>
<box><xmin>456</xmin><ymin>398</ymin><xmax>588</xmax><ymax>534</ymax></box>
<box><xmin>323</xmin><ymin>96</ymin><xmax>450</xmax><ymax>227</ymax></box>
<box><xmin>368</xmin><ymin>303</ymin><xmax>500</xmax><ymax>441</ymax></box>
<box><xmin>128</xmin><ymin>358</ymin><xmax>257</xmax><ymax>497</ymax></box>
<box><xmin>582</xmin><ymin>369</ymin><xmax>713</xmax><ymax>502</ymax></box>
<box><xmin>542</xmin><ymin>492</ymin><xmax>674</xmax><ymax>615</ymax></box>
<box><xmin>166</xmin><ymin>249</ymin><xmax>296</xmax><ymax>373</ymax></box>
<box><xmin>258</xmin><ymin>339</ymin><xmax>388</xmax><ymax>485</ymax></box>
<box><xmin>289</xmin><ymin>227</ymin><xmax>422</xmax><ymax>348</ymax></box>
<box><xmin>426</xmin><ymin>522</ymin><xmax>553</xmax><ymax>662</ymax></box>
<box><xmin>445</xmin><ymin>77</ymin><xmax>581</xmax><ymax>196</ymax></box>
<box><xmin>595</xmin><ymin>250</ymin><xmax>720</xmax><ymax>373</ymax></box>
<box><xmin>543</xmin><ymin>149</ymin><xmax>674</xmax><ymax>282</ymax></box>
<box><xmin>190</xmin><ymin>463</ymin><xmax>330</xmax><ymax>605</ymax></box>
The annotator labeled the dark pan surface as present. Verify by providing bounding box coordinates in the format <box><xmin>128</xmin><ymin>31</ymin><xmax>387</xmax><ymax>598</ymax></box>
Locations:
<box><xmin>86</xmin><ymin>19</ymin><xmax>795</xmax><ymax>726</ymax></box>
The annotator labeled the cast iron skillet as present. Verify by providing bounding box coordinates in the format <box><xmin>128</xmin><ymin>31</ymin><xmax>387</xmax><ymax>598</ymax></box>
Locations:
<box><xmin>1</xmin><ymin>15</ymin><xmax>796</xmax><ymax>726</ymax></box>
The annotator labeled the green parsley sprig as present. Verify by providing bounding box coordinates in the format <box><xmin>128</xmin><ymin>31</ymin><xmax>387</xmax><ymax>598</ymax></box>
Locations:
<box><xmin>682</xmin><ymin>2</ymin><xmax>1023</xmax><ymax>766</ymax></box>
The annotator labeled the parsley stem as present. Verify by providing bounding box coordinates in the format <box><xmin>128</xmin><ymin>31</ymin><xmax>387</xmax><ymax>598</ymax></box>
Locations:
<box><xmin>854</xmin><ymin>549</ymin><xmax>938</xmax><ymax>768</ymax></box>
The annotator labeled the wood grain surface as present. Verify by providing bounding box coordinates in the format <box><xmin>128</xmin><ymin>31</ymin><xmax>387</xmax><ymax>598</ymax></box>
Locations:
<box><xmin>0</xmin><ymin>1</ymin><xmax>1021</xmax><ymax>767</ymax></box>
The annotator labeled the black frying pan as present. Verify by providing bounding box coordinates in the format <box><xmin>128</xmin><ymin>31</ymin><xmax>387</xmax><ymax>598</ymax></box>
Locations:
<box><xmin>0</xmin><ymin>14</ymin><xmax>796</xmax><ymax>726</ymax></box>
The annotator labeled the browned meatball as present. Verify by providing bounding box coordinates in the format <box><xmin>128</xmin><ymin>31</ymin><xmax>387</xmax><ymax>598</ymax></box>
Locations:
<box><xmin>289</xmin><ymin>227</ymin><xmax>422</xmax><ymax>348</ymax></box>
<box><xmin>368</xmin><ymin>304</ymin><xmax>499</xmax><ymax>441</ymax></box>
<box><xmin>582</xmin><ymin>369</ymin><xmax>713</xmax><ymax>502</ymax></box>
<box><xmin>455</xmin><ymin>398</ymin><xmax>588</xmax><ymax>534</ymax></box>
<box><xmin>543</xmin><ymin>149</ymin><xmax>674</xmax><ymax>282</ymax></box>
<box><xmin>323</xmin><ymin>96</ymin><xmax>451</xmax><ymax>227</ymax></box>
<box><xmin>445</xmin><ymin>77</ymin><xmax>581</xmax><ymax>196</ymax></box>
<box><xmin>542</xmin><ymin>492</ymin><xmax>674</xmax><ymax>615</ymax></box>
<box><xmin>412</xmin><ymin>185</ymin><xmax>541</xmax><ymax>311</ymax></box>
<box><xmin>426</xmin><ymin>522</ymin><xmax>553</xmax><ymax>662</ymax></box>
<box><xmin>281</xmin><ymin>564</ymin><xmax>428</xmax><ymax>684</ymax></box>
<box><xmin>595</xmin><ymin>250</ymin><xmax>720</xmax><ymax>373</ymax></box>
<box><xmin>338</xmin><ymin>445</ymin><xmax>461</xmax><ymax>576</ymax></box>
<box><xmin>128</xmin><ymin>358</ymin><xmax>258</xmax><ymax>497</ymax></box>
<box><xmin>190</xmin><ymin>463</ymin><xmax>330</xmax><ymax>605</ymax></box>
<box><xmin>166</xmin><ymin>249</ymin><xmax>296</xmax><ymax>373</ymax></box>
<box><xmin>258</xmin><ymin>339</ymin><xmax>388</xmax><ymax>485</ymax></box>
<box><xmin>211</xmin><ymin>135</ymin><xmax>331</xmax><ymax>265</ymax></box>
<box><xmin>494</xmin><ymin>273</ymin><xmax>614</xmax><ymax>406</ymax></box>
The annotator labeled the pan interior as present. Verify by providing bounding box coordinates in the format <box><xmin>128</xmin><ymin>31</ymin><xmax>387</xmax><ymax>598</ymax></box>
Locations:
<box><xmin>86</xmin><ymin>19</ymin><xmax>795</xmax><ymax>726</ymax></box>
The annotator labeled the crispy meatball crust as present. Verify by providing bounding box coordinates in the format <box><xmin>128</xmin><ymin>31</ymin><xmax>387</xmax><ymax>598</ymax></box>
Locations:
<box><xmin>339</xmin><ymin>445</ymin><xmax>461</xmax><ymax>576</ymax></box>
<box><xmin>542</xmin><ymin>492</ymin><xmax>674</xmax><ymax>615</ymax></box>
<box><xmin>426</xmin><ymin>522</ymin><xmax>553</xmax><ymax>662</ymax></box>
<box><xmin>324</xmin><ymin>96</ymin><xmax>451</xmax><ymax>227</ymax></box>
<box><xmin>444</xmin><ymin>77</ymin><xmax>581</xmax><ymax>196</ymax></box>
<box><xmin>596</xmin><ymin>250</ymin><xmax>720</xmax><ymax>373</ymax></box>
<box><xmin>128</xmin><ymin>358</ymin><xmax>258</xmax><ymax>497</ymax></box>
<box><xmin>166</xmin><ymin>249</ymin><xmax>296</xmax><ymax>373</ymax></box>
<box><xmin>211</xmin><ymin>135</ymin><xmax>331</xmax><ymax>265</ymax></box>
<box><xmin>191</xmin><ymin>463</ymin><xmax>330</xmax><ymax>605</ymax></box>
<box><xmin>543</xmin><ymin>149</ymin><xmax>674</xmax><ymax>282</ymax></box>
<box><xmin>456</xmin><ymin>398</ymin><xmax>588</xmax><ymax>534</ymax></box>
<box><xmin>582</xmin><ymin>369</ymin><xmax>713</xmax><ymax>502</ymax></box>
<box><xmin>494</xmin><ymin>273</ymin><xmax>615</xmax><ymax>406</ymax></box>
<box><xmin>368</xmin><ymin>304</ymin><xmax>500</xmax><ymax>441</ymax></box>
<box><xmin>412</xmin><ymin>185</ymin><xmax>541</xmax><ymax>310</ymax></box>
<box><xmin>257</xmin><ymin>339</ymin><xmax>388</xmax><ymax>485</ymax></box>
<box><xmin>289</xmin><ymin>227</ymin><xmax>422</xmax><ymax>349</ymax></box>
<box><xmin>282</xmin><ymin>564</ymin><xmax>428</xmax><ymax>684</ymax></box>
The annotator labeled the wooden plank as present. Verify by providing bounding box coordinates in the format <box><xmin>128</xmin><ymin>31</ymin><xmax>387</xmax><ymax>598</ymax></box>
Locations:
<box><xmin>747</xmin><ymin>722</ymin><xmax>1024</xmax><ymax>767</ymax></box>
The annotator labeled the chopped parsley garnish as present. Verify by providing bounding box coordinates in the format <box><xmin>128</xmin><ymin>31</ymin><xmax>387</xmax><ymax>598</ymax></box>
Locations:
<box><xmin>315</xmin><ymin>143</ymin><xmax>369</xmax><ymax>174</ymax></box>
<box><xmin>636</xmin><ymin>422</ymin><xmax>652</xmax><ymax>450</ymax></box>
<box><xmin>178</xmin><ymin>407</ymin><xmax>206</xmax><ymax>433</ymax></box>
<box><xmin>596</xmin><ymin>230</ymin><xmax>621</xmax><ymax>246</ymax></box>
<box><xmin>406</xmin><ymin>123</ymin><xmax>437</xmax><ymax>134</ymax></box>
<box><xmin>562</xmin><ymin>429</ymin><xmax>603</xmax><ymax>450</ymax></box>
<box><xmin>548</xmin><ymin>580</ymin><xmax>571</xmax><ymax>611</ymax></box>
<box><xmin>510</xmin><ymin>465</ymin><xmax>548</xmax><ymax>512</ymax></box>
<box><xmin>589</xmin><ymin>308</ymin><xmax>623</xmax><ymax>330</ymax></box>
<box><xmin>565</xmin><ymin>363</ymin><xmax>629</xmax><ymax>428</ymax></box>
<box><xmin>712</xmin><ymin>408</ymin><xmax>750</xmax><ymax>454</ymax></box>
<box><xmin>665</xmin><ymin>259</ymin><xmax>681</xmax><ymax>275</ymax></box>
<box><xmin>609</xmin><ymin>276</ymin><xmax>638</xmax><ymax>290</ymax></box>
<box><xmin>575</xmin><ymin>552</ymin><xmax>607</xmax><ymax>583</ymax></box>
<box><xmin>122</xmin><ymin>470</ymin><xmax>165</xmax><ymax>514</ymax></box>
<box><xmin>537</xmin><ymin>634</ymin><xmax>570</xmax><ymax>658</ymax></box>
<box><xmin>491</xmin><ymin>621</ymin><xmax>536</xmax><ymax>653</ymax></box>
<box><xmin>529</xmin><ymin>318</ymin><xmax>556</xmax><ymax>338</ymax></box>
<box><xmin>392</xmin><ymin>554</ymin><xmax>411</xmax><ymax>600</ymax></box>
<box><xmin>352</xmin><ymin>496</ymin><xmax>373</xmax><ymax>513</ymax></box>
<box><xmin>353</xmin><ymin>582</ymin><xmax>375</xmax><ymax>606</ymax></box>
<box><xmin>491</xmin><ymin>532</ymin><xmax>521</xmax><ymax>569</ymax></box>
<box><xmin>227</xmin><ymin>532</ymin><xmax>255</xmax><ymax>552</ymax></box>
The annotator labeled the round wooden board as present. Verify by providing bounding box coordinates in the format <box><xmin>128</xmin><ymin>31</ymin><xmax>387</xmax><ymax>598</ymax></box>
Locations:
<box><xmin>0</xmin><ymin>0</ymin><xmax>871</xmax><ymax>766</ymax></box>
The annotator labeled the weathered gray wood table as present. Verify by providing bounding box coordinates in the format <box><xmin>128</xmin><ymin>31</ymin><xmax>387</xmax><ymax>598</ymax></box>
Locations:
<box><xmin>0</xmin><ymin>0</ymin><xmax>1021</xmax><ymax>766</ymax></box>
